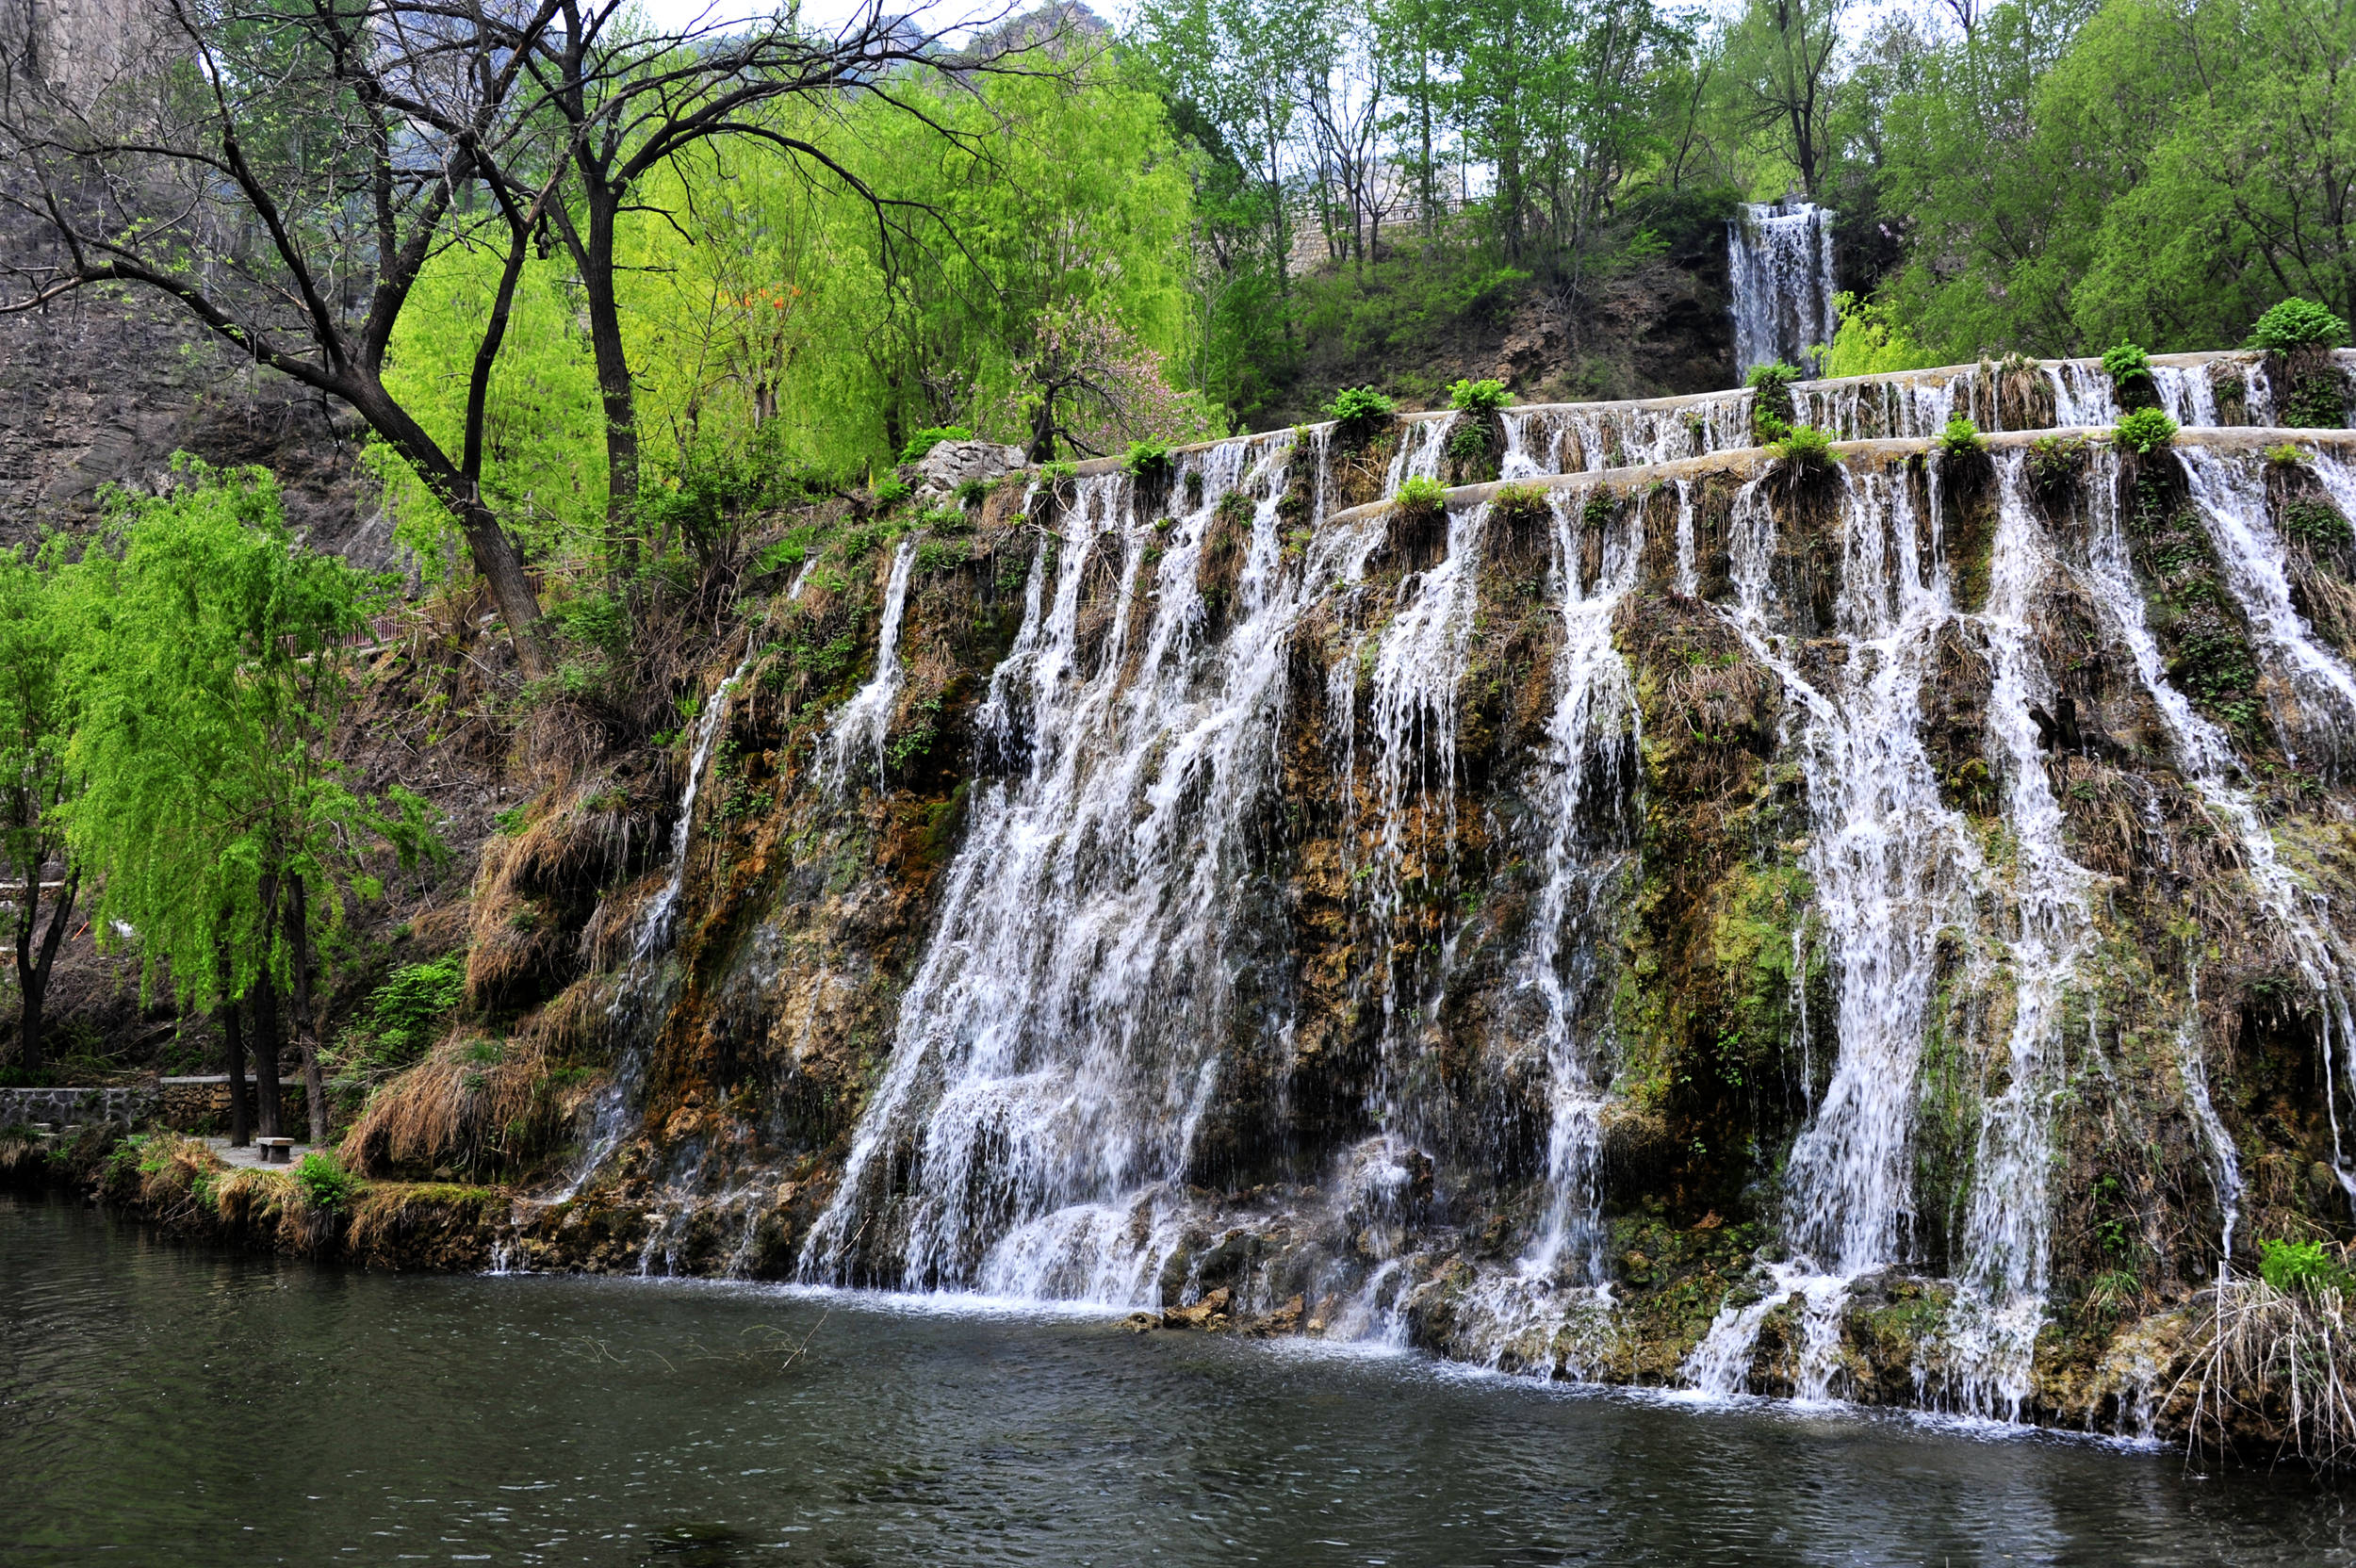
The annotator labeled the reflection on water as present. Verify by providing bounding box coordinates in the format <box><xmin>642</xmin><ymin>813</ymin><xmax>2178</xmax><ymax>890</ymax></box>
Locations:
<box><xmin>3</xmin><ymin>1193</ymin><xmax>2351</xmax><ymax>1566</ymax></box>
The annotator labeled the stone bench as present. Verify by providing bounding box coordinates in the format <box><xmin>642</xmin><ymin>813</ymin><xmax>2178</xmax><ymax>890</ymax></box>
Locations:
<box><xmin>256</xmin><ymin>1137</ymin><xmax>296</xmax><ymax>1166</ymax></box>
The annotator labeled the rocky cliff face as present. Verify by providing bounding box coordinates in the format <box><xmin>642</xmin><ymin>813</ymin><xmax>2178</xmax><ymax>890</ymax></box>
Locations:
<box><xmin>401</xmin><ymin>349</ymin><xmax>2356</xmax><ymax>1445</ymax></box>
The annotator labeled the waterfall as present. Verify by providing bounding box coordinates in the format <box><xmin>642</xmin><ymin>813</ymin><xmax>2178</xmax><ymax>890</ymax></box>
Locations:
<box><xmin>2153</xmin><ymin>365</ymin><xmax>2219</xmax><ymax>426</ymax></box>
<box><xmin>1386</xmin><ymin>414</ymin><xmax>1458</xmax><ymax>490</ymax></box>
<box><xmin>820</xmin><ymin>537</ymin><xmax>920</xmax><ymax>790</ymax></box>
<box><xmin>557</xmin><ymin>644</ymin><xmax>760</xmax><ymax>1200</ymax></box>
<box><xmin>2175</xmin><ymin>968</ymin><xmax>2245</xmax><ymax>1281</ymax></box>
<box><xmin>2043</xmin><ymin>362</ymin><xmax>2118</xmax><ymax>427</ymax></box>
<box><xmin>1685</xmin><ymin>468</ymin><xmax>1972</xmax><ymax>1396</ymax></box>
<box><xmin>638</xmin><ymin>649</ymin><xmax>761</xmax><ymax>960</ymax></box>
<box><xmin>2081</xmin><ymin>447</ymin><xmax>2356</xmax><ymax>1212</ymax></box>
<box><xmin>1730</xmin><ymin>200</ymin><xmax>1837</xmax><ymax>378</ymax></box>
<box><xmin>1936</xmin><ymin>457</ymin><xmax>2095</xmax><ymax>1418</ymax></box>
<box><xmin>796</xmin><ymin>437</ymin><xmax>1378</xmax><ymax>1298</ymax></box>
<box><xmin>1516</xmin><ymin>490</ymin><xmax>1642</xmax><ymax>1282</ymax></box>
<box><xmin>2188</xmin><ymin>448</ymin><xmax>2356</xmax><ymax>771</ymax></box>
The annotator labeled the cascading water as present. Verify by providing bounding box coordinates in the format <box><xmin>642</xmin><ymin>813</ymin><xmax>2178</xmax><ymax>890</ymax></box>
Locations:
<box><xmin>2185</xmin><ymin>448</ymin><xmax>2356</xmax><ymax>771</ymax></box>
<box><xmin>798</xmin><ymin>438</ymin><xmax>1394</xmax><ymax>1299</ymax></box>
<box><xmin>2080</xmin><ymin>445</ymin><xmax>2356</xmax><ymax>1212</ymax></box>
<box><xmin>559</xmin><ymin>645</ymin><xmax>760</xmax><ymax>1200</ymax></box>
<box><xmin>820</xmin><ymin>537</ymin><xmax>920</xmax><ymax>790</ymax></box>
<box><xmin>1730</xmin><ymin>200</ymin><xmax>1837</xmax><ymax>378</ymax></box>
<box><xmin>1932</xmin><ymin>458</ymin><xmax>2095</xmax><ymax>1419</ymax></box>
<box><xmin>1686</xmin><ymin>468</ymin><xmax>1972</xmax><ymax>1396</ymax></box>
<box><xmin>1441</xmin><ymin>489</ymin><xmax>1644</xmax><ymax>1375</ymax></box>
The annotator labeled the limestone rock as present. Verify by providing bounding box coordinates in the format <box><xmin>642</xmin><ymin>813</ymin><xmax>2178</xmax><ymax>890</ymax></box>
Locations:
<box><xmin>904</xmin><ymin>439</ymin><xmax>1026</xmax><ymax>500</ymax></box>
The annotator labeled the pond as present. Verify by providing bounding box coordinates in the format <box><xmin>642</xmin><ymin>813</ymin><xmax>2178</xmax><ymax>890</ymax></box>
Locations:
<box><xmin>3</xmin><ymin>1194</ymin><xmax>2350</xmax><ymax>1566</ymax></box>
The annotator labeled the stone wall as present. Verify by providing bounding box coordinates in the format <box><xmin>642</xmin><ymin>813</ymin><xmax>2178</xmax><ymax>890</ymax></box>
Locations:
<box><xmin>0</xmin><ymin>1083</ymin><xmax>159</xmax><ymax>1130</ymax></box>
<box><xmin>155</xmin><ymin>1076</ymin><xmax>307</xmax><ymax>1135</ymax></box>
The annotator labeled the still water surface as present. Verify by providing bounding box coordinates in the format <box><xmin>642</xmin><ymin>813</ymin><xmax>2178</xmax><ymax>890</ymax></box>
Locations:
<box><xmin>5</xmin><ymin>1194</ymin><xmax>2354</xmax><ymax>1566</ymax></box>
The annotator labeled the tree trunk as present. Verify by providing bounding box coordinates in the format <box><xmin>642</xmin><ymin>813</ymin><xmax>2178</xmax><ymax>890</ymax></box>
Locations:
<box><xmin>15</xmin><ymin>864</ymin><xmax>74</xmax><ymax>1073</ymax></box>
<box><xmin>345</xmin><ymin>381</ymin><xmax>553</xmax><ymax>678</ymax></box>
<box><xmin>283</xmin><ymin>874</ymin><xmax>330</xmax><ymax>1146</ymax></box>
<box><xmin>581</xmin><ymin>191</ymin><xmax>641</xmax><ymax>578</ymax></box>
<box><xmin>221</xmin><ymin>993</ymin><xmax>250</xmax><ymax>1148</ymax></box>
<box><xmin>251</xmin><ymin>974</ymin><xmax>284</xmax><ymax>1141</ymax></box>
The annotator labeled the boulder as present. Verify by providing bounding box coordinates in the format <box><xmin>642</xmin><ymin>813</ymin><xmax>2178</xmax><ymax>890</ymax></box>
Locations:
<box><xmin>904</xmin><ymin>439</ymin><xmax>1026</xmax><ymax>500</ymax></box>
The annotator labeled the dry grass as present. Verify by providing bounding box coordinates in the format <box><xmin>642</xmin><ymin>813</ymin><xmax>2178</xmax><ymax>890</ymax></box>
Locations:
<box><xmin>340</xmin><ymin>1008</ymin><xmax>604</xmax><ymax>1180</ymax></box>
<box><xmin>2179</xmin><ymin>1279</ymin><xmax>2356</xmax><ymax>1468</ymax></box>
<box><xmin>466</xmin><ymin>776</ymin><xmax>642</xmax><ymax>1012</ymax></box>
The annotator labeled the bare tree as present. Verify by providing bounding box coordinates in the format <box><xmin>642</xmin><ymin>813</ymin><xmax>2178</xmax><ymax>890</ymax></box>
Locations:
<box><xmin>445</xmin><ymin>0</ymin><xmax>1051</xmax><ymax>573</ymax></box>
<box><xmin>0</xmin><ymin>0</ymin><xmax>574</xmax><ymax>675</ymax></box>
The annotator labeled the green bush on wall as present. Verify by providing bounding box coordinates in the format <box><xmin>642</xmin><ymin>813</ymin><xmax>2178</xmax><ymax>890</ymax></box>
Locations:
<box><xmin>2101</xmin><ymin>341</ymin><xmax>2152</xmax><ymax>385</ymax></box>
<box><xmin>2112</xmin><ymin>408</ymin><xmax>2179</xmax><ymax>453</ymax></box>
<box><xmin>1937</xmin><ymin>416</ymin><xmax>1987</xmax><ymax>456</ymax></box>
<box><xmin>2249</xmin><ymin>298</ymin><xmax>2351</xmax><ymax>352</ymax></box>
<box><xmin>1394</xmin><ymin>475</ymin><xmax>1447</xmax><ymax>514</ymax></box>
<box><xmin>1448</xmin><ymin>378</ymin><xmax>1514</xmax><ymax>416</ymax></box>
<box><xmin>1324</xmin><ymin>386</ymin><xmax>1398</xmax><ymax>446</ymax></box>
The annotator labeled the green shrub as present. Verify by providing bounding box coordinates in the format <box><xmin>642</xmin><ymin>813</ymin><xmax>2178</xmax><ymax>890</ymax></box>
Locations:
<box><xmin>897</xmin><ymin>426</ymin><xmax>974</xmax><ymax>465</ymax></box>
<box><xmin>2284</xmin><ymin>498</ymin><xmax>2354</xmax><ymax>550</ymax></box>
<box><xmin>873</xmin><ymin>477</ymin><xmax>914</xmax><ymax>506</ymax></box>
<box><xmin>2249</xmin><ymin>298</ymin><xmax>2351</xmax><ymax>352</ymax></box>
<box><xmin>954</xmin><ymin>477</ymin><xmax>995</xmax><ymax>508</ymax></box>
<box><xmin>2261</xmin><ymin>1236</ymin><xmax>2355</xmax><ymax>1295</ymax></box>
<box><xmin>2268</xmin><ymin>443</ymin><xmax>2308</xmax><ymax>466</ymax></box>
<box><xmin>1039</xmin><ymin>459</ymin><xmax>1077</xmax><ymax>483</ymax></box>
<box><xmin>1124</xmin><ymin>440</ymin><xmax>1174</xmax><ymax>484</ymax></box>
<box><xmin>2101</xmin><ymin>341</ymin><xmax>2152</xmax><ymax>385</ymax></box>
<box><xmin>1747</xmin><ymin>362</ymin><xmax>1801</xmax><ymax>441</ymax></box>
<box><xmin>1937</xmin><ymin>416</ymin><xmax>1987</xmax><ymax>456</ymax></box>
<box><xmin>295</xmin><ymin>1151</ymin><xmax>364</xmax><ymax>1215</ymax></box>
<box><xmin>1324</xmin><ymin>385</ymin><xmax>1398</xmax><ymax>445</ymax></box>
<box><xmin>2112</xmin><ymin>408</ymin><xmax>2179</xmax><ymax>453</ymax></box>
<box><xmin>1447</xmin><ymin>421</ymin><xmax>1491</xmax><ymax>461</ymax></box>
<box><xmin>1394</xmin><ymin>475</ymin><xmax>1448</xmax><ymax>514</ymax></box>
<box><xmin>364</xmin><ymin>953</ymin><xmax>468</xmax><ymax>1060</ymax></box>
<box><xmin>1448</xmin><ymin>378</ymin><xmax>1514</xmax><ymax>416</ymax></box>
<box><xmin>1772</xmin><ymin>424</ymin><xmax>1834</xmax><ymax>468</ymax></box>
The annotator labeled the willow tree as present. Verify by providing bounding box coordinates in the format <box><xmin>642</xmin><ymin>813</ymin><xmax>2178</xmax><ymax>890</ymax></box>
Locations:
<box><xmin>68</xmin><ymin>462</ymin><xmax>439</xmax><ymax>1143</ymax></box>
<box><xmin>0</xmin><ymin>545</ymin><xmax>80</xmax><ymax>1074</ymax></box>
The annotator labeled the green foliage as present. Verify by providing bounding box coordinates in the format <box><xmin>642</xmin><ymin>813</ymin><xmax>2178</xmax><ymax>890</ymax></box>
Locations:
<box><xmin>954</xmin><ymin>477</ymin><xmax>995</xmax><ymax>508</ymax></box>
<box><xmin>2268</xmin><ymin>443</ymin><xmax>2308</xmax><ymax>466</ymax></box>
<box><xmin>2101</xmin><ymin>342</ymin><xmax>2152</xmax><ymax>385</ymax></box>
<box><xmin>1395</xmin><ymin>475</ymin><xmax>1448</xmax><ymax>514</ymax></box>
<box><xmin>1124</xmin><ymin>440</ymin><xmax>1175</xmax><ymax>483</ymax></box>
<box><xmin>2112</xmin><ymin>408</ymin><xmax>2180</xmax><ymax>453</ymax></box>
<box><xmin>899</xmin><ymin>426</ymin><xmax>975</xmax><ymax>464</ymax></box>
<box><xmin>2027</xmin><ymin>434</ymin><xmax>2087</xmax><ymax>498</ymax></box>
<box><xmin>1818</xmin><ymin>293</ymin><xmax>1942</xmax><ymax>378</ymax></box>
<box><xmin>638</xmin><ymin>424</ymin><xmax>824</xmax><ymax>573</ymax></box>
<box><xmin>872</xmin><ymin>478</ymin><xmax>914</xmax><ymax>507</ymax></box>
<box><xmin>294</xmin><ymin>1150</ymin><xmax>364</xmax><ymax>1215</ymax></box>
<box><xmin>1448</xmin><ymin>378</ymin><xmax>1515</xmax><ymax>416</ymax></box>
<box><xmin>1772</xmin><ymin>424</ymin><xmax>1835</xmax><ymax>468</ymax></box>
<box><xmin>65</xmin><ymin>461</ymin><xmax>444</xmax><ymax>1017</ymax></box>
<box><xmin>1747</xmin><ymin>363</ymin><xmax>1801</xmax><ymax>439</ymax></box>
<box><xmin>2284</xmin><ymin>498</ymin><xmax>2354</xmax><ymax>550</ymax></box>
<box><xmin>1324</xmin><ymin>385</ymin><xmax>1398</xmax><ymax>443</ymax></box>
<box><xmin>1447</xmin><ymin>422</ymin><xmax>1492</xmax><ymax>461</ymax></box>
<box><xmin>362</xmin><ymin>953</ymin><xmax>468</xmax><ymax>1061</ymax></box>
<box><xmin>2250</xmin><ymin>298</ymin><xmax>2351</xmax><ymax>351</ymax></box>
<box><xmin>2261</xmin><ymin>1237</ymin><xmax>2355</xmax><ymax>1295</ymax></box>
<box><xmin>1937</xmin><ymin>416</ymin><xmax>1988</xmax><ymax>456</ymax></box>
